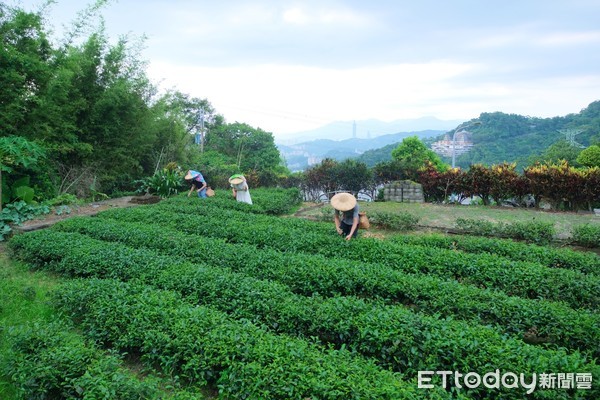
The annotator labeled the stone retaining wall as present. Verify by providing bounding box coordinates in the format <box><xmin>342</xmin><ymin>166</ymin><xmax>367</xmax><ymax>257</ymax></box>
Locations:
<box><xmin>383</xmin><ymin>180</ymin><xmax>424</xmax><ymax>203</ymax></box>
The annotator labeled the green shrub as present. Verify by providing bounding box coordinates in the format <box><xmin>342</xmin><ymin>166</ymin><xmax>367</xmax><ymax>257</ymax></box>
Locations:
<box><xmin>136</xmin><ymin>168</ymin><xmax>185</xmax><ymax>198</ymax></box>
<box><xmin>32</xmin><ymin>216</ymin><xmax>598</xmax><ymax>355</ymax></box>
<box><xmin>369</xmin><ymin>211</ymin><xmax>420</xmax><ymax>231</ymax></box>
<box><xmin>502</xmin><ymin>220</ymin><xmax>555</xmax><ymax>244</ymax></box>
<box><xmin>53</xmin><ymin>279</ymin><xmax>441</xmax><ymax>399</ymax></box>
<box><xmin>4</xmin><ymin>321</ymin><xmax>162</xmax><ymax>399</ymax></box>
<box><xmin>455</xmin><ymin>218</ymin><xmax>555</xmax><ymax>245</ymax></box>
<box><xmin>572</xmin><ymin>223</ymin><xmax>600</xmax><ymax>248</ymax></box>
<box><xmin>43</xmin><ymin>193</ymin><xmax>79</xmax><ymax>207</ymax></box>
<box><xmin>95</xmin><ymin>202</ymin><xmax>597</xmax><ymax>310</ymax></box>
<box><xmin>391</xmin><ymin>233</ymin><xmax>600</xmax><ymax>275</ymax></box>
<box><xmin>0</xmin><ymin>201</ymin><xmax>50</xmax><ymax>241</ymax></box>
<box><xmin>455</xmin><ymin>218</ymin><xmax>496</xmax><ymax>236</ymax></box>
<box><xmin>318</xmin><ymin>206</ymin><xmax>334</xmax><ymax>222</ymax></box>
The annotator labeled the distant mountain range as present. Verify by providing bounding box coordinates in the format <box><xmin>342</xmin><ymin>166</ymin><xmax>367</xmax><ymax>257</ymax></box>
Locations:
<box><xmin>279</xmin><ymin>130</ymin><xmax>445</xmax><ymax>171</ymax></box>
<box><xmin>277</xmin><ymin>101</ymin><xmax>600</xmax><ymax>172</ymax></box>
<box><xmin>276</xmin><ymin>116</ymin><xmax>462</xmax><ymax>145</ymax></box>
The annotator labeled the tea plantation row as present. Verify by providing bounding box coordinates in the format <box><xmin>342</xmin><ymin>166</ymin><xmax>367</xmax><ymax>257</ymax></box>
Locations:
<box><xmin>100</xmin><ymin>201</ymin><xmax>600</xmax><ymax>310</ymax></box>
<box><xmin>10</xmin><ymin>229</ymin><xmax>597</xmax><ymax>394</ymax></box>
<box><xmin>6</xmin><ymin>192</ymin><xmax>599</xmax><ymax>399</ymax></box>
<box><xmin>45</xmin><ymin>217</ymin><xmax>600</xmax><ymax>356</ymax></box>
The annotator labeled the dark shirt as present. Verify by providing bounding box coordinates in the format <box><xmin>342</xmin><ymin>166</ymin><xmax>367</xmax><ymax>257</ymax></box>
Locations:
<box><xmin>337</xmin><ymin>205</ymin><xmax>359</xmax><ymax>225</ymax></box>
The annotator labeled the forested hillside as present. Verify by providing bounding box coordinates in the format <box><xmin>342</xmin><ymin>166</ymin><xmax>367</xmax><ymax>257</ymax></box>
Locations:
<box><xmin>357</xmin><ymin>101</ymin><xmax>600</xmax><ymax>169</ymax></box>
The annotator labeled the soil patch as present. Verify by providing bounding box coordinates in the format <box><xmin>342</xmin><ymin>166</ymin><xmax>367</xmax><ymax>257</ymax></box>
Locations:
<box><xmin>14</xmin><ymin>195</ymin><xmax>156</xmax><ymax>233</ymax></box>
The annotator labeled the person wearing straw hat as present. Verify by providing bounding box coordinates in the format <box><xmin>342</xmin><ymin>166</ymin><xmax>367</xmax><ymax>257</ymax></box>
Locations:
<box><xmin>185</xmin><ymin>170</ymin><xmax>207</xmax><ymax>198</ymax></box>
<box><xmin>229</xmin><ymin>174</ymin><xmax>252</xmax><ymax>204</ymax></box>
<box><xmin>331</xmin><ymin>192</ymin><xmax>359</xmax><ymax>240</ymax></box>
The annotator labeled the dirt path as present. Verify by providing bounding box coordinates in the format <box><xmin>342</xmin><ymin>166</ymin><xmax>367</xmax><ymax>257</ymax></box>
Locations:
<box><xmin>14</xmin><ymin>196</ymin><xmax>156</xmax><ymax>233</ymax></box>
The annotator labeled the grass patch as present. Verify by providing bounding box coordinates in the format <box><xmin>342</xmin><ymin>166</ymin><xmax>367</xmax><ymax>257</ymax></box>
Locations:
<box><xmin>0</xmin><ymin>249</ymin><xmax>60</xmax><ymax>398</ymax></box>
<box><xmin>0</xmin><ymin>248</ymin><xmax>210</xmax><ymax>399</ymax></box>
<box><xmin>298</xmin><ymin>201</ymin><xmax>600</xmax><ymax>240</ymax></box>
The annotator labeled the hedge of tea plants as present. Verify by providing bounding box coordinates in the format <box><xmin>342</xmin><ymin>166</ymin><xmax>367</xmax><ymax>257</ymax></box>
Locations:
<box><xmin>99</xmin><ymin>202</ymin><xmax>600</xmax><ymax>310</ymax></box>
<box><xmin>390</xmin><ymin>233</ymin><xmax>599</xmax><ymax>275</ymax></box>
<box><xmin>7</xmin><ymin>191</ymin><xmax>600</xmax><ymax>399</ymax></box>
<box><xmin>9</xmin><ymin>228</ymin><xmax>599</xmax><ymax>390</ymax></box>
<box><xmin>43</xmin><ymin>217</ymin><xmax>600</xmax><ymax>356</ymax></box>
<box><xmin>3</xmin><ymin>321</ymin><xmax>203</xmax><ymax>399</ymax></box>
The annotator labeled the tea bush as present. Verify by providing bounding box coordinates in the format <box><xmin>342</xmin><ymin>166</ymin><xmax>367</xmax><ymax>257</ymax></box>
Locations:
<box><xmin>571</xmin><ymin>223</ymin><xmax>600</xmax><ymax>248</ymax></box>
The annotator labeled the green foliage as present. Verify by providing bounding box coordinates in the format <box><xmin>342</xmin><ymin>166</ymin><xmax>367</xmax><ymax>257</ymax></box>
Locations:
<box><xmin>11</xmin><ymin>202</ymin><xmax>600</xmax><ymax>361</ymax></box>
<box><xmin>391</xmin><ymin>136</ymin><xmax>447</xmax><ymax>174</ymax></box>
<box><xmin>43</xmin><ymin>193</ymin><xmax>79</xmax><ymax>206</ymax></box>
<box><xmin>0</xmin><ymin>136</ymin><xmax>45</xmax><ymax>210</ymax></box>
<box><xmin>576</xmin><ymin>145</ymin><xmax>600</xmax><ymax>167</ymax></box>
<box><xmin>391</xmin><ymin>233</ymin><xmax>600</xmax><ymax>275</ymax></box>
<box><xmin>136</xmin><ymin>166</ymin><xmax>185</xmax><ymax>198</ymax></box>
<box><xmin>303</xmin><ymin>158</ymin><xmax>341</xmax><ymax>199</ymax></box>
<box><xmin>319</xmin><ymin>206</ymin><xmax>335</xmax><ymax>221</ymax></box>
<box><xmin>13</xmin><ymin>185</ymin><xmax>34</xmax><ymax>204</ymax></box>
<box><xmin>94</xmin><ymin>199</ymin><xmax>598</xmax><ymax>311</ymax></box>
<box><xmin>368</xmin><ymin>211</ymin><xmax>420</xmax><ymax>231</ymax></box>
<box><xmin>301</xmin><ymin>158</ymin><xmax>374</xmax><ymax>200</ymax></box>
<box><xmin>455</xmin><ymin>218</ymin><xmax>556</xmax><ymax>245</ymax></box>
<box><xmin>571</xmin><ymin>223</ymin><xmax>600</xmax><ymax>248</ymax></box>
<box><xmin>533</xmin><ymin>139</ymin><xmax>583</xmax><ymax>166</ymax></box>
<box><xmin>434</xmin><ymin>105</ymin><xmax>600</xmax><ymax>169</ymax></box>
<box><xmin>334</xmin><ymin>158</ymin><xmax>373</xmax><ymax>194</ymax></box>
<box><xmin>9</xmin><ymin>229</ymin><xmax>597</xmax><ymax>400</ymax></box>
<box><xmin>50</xmin><ymin>278</ymin><xmax>427</xmax><ymax>399</ymax></box>
<box><xmin>372</xmin><ymin>159</ymin><xmax>411</xmax><ymax>184</ymax></box>
<box><xmin>4</xmin><ymin>321</ymin><xmax>163</xmax><ymax>399</ymax></box>
<box><xmin>204</xmin><ymin>122</ymin><xmax>288</xmax><ymax>187</ymax></box>
<box><xmin>2</xmin><ymin>176</ymin><xmax>37</xmax><ymax>206</ymax></box>
<box><xmin>0</xmin><ymin>201</ymin><xmax>50</xmax><ymax>241</ymax></box>
<box><xmin>0</xmin><ymin>5</ymin><xmax>52</xmax><ymax>137</ymax></box>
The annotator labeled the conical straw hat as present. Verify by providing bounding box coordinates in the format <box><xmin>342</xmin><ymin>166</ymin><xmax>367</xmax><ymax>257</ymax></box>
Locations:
<box><xmin>185</xmin><ymin>170</ymin><xmax>200</xmax><ymax>180</ymax></box>
<box><xmin>229</xmin><ymin>174</ymin><xmax>245</xmax><ymax>185</ymax></box>
<box><xmin>330</xmin><ymin>192</ymin><xmax>356</xmax><ymax>211</ymax></box>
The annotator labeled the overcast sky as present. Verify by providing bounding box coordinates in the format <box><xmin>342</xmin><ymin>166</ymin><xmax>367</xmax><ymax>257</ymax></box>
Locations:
<box><xmin>13</xmin><ymin>0</ymin><xmax>600</xmax><ymax>140</ymax></box>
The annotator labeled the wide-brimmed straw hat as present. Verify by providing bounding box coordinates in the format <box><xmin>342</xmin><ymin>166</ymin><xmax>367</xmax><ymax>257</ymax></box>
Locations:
<box><xmin>330</xmin><ymin>192</ymin><xmax>357</xmax><ymax>211</ymax></box>
<box><xmin>229</xmin><ymin>174</ymin><xmax>245</xmax><ymax>185</ymax></box>
<box><xmin>185</xmin><ymin>170</ymin><xmax>200</xmax><ymax>180</ymax></box>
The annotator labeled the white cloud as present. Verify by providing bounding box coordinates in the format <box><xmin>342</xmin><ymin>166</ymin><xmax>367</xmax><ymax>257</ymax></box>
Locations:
<box><xmin>281</xmin><ymin>5</ymin><xmax>372</xmax><ymax>26</ymax></box>
<box><xmin>282</xmin><ymin>7</ymin><xmax>309</xmax><ymax>25</ymax></box>
<box><xmin>14</xmin><ymin>0</ymin><xmax>600</xmax><ymax>140</ymax></box>
<box><xmin>535</xmin><ymin>30</ymin><xmax>600</xmax><ymax>46</ymax></box>
<box><xmin>147</xmin><ymin>60</ymin><xmax>479</xmax><ymax>135</ymax></box>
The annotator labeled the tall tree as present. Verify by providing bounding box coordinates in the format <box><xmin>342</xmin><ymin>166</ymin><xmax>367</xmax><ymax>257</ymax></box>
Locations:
<box><xmin>206</xmin><ymin>122</ymin><xmax>286</xmax><ymax>180</ymax></box>
<box><xmin>389</xmin><ymin>136</ymin><xmax>447</xmax><ymax>180</ymax></box>
<box><xmin>577</xmin><ymin>145</ymin><xmax>600</xmax><ymax>168</ymax></box>
<box><xmin>0</xmin><ymin>4</ymin><xmax>52</xmax><ymax>136</ymax></box>
<box><xmin>0</xmin><ymin>136</ymin><xmax>45</xmax><ymax>210</ymax></box>
<box><xmin>530</xmin><ymin>140</ymin><xmax>583</xmax><ymax>166</ymax></box>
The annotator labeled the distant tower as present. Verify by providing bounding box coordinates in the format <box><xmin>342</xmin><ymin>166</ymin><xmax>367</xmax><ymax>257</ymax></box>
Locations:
<box><xmin>559</xmin><ymin>128</ymin><xmax>585</xmax><ymax>148</ymax></box>
<box><xmin>352</xmin><ymin>120</ymin><xmax>357</xmax><ymax>139</ymax></box>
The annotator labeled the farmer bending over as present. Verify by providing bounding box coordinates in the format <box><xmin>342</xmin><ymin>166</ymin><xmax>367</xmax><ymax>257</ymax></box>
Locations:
<box><xmin>331</xmin><ymin>192</ymin><xmax>359</xmax><ymax>240</ymax></box>
<box><xmin>185</xmin><ymin>170</ymin><xmax>207</xmax><ymax>198</ymax></box>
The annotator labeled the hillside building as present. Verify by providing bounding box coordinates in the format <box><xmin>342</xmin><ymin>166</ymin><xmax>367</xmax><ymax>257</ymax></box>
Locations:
<box><xmin>431</xmin><ymin>130</ymin><xmax>474</xmax><ymax>158</ymax></box>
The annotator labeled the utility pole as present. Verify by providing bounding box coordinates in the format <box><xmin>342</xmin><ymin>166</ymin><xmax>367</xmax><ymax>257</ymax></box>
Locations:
<box><xmin>196</xmin><ymin>110</ymin><xmax>206</xmax><ymax>153</ymax></box>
